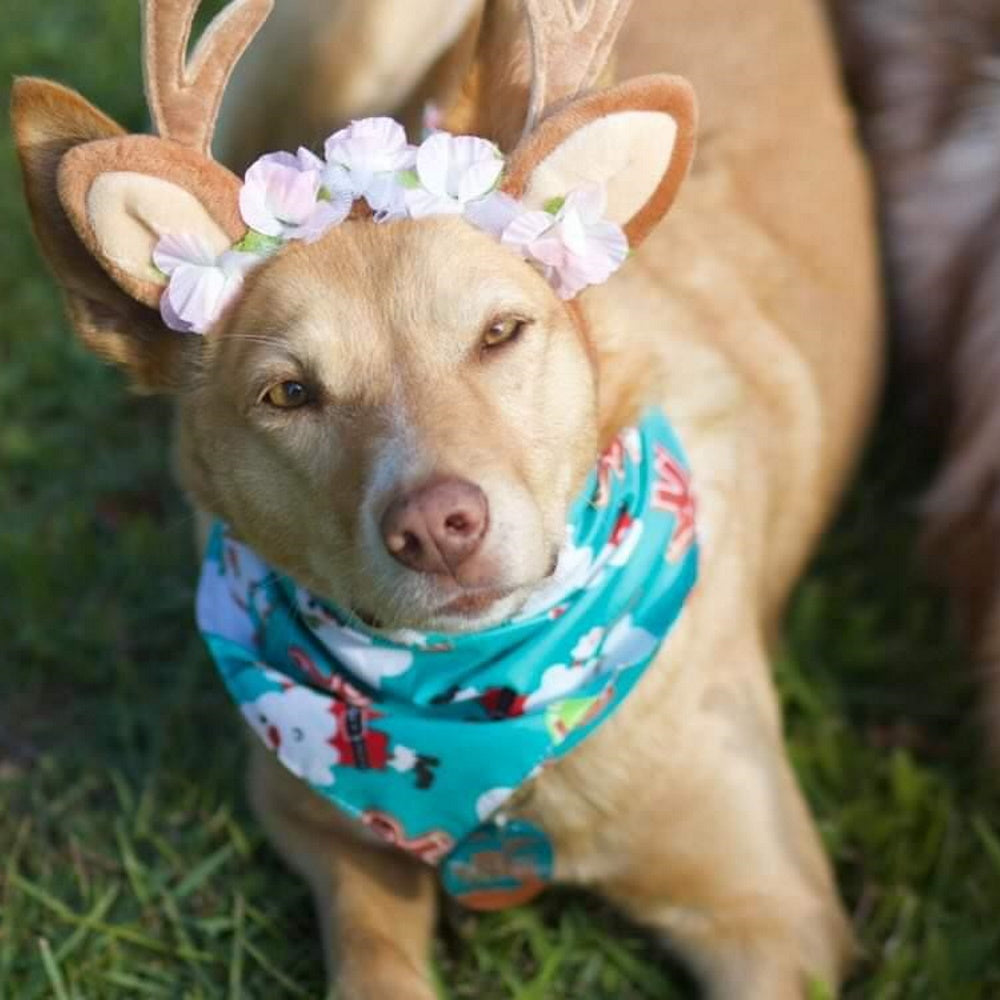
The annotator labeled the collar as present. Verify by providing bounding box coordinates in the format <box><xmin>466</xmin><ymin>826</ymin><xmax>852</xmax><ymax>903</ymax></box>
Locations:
<box><xmin>196</xmin><ymin>408</ymin><xmax>698</xmax><ymax>909</ymax></box>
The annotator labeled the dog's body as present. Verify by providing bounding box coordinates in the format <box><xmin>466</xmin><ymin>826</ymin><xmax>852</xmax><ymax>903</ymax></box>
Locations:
<box><xmin>215</xmin><ymin>0</ymin><xmax>483</xmax><ymax>171</ymax></box>
<box><xmin>14</xmin><ymin>1</ymin><xmax>881</xmax><ymax>997</ymax></box>
<box><xmin>834</xmin><ymin>0</ymin><xmax>1000</xmax><ymax>749</ymax></box>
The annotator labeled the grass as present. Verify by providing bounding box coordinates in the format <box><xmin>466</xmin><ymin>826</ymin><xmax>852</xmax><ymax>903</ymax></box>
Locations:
<box><xmin>2</xmin><ymin>1</ymin><xmax>1000</xmax><ymax>996</ymax></box>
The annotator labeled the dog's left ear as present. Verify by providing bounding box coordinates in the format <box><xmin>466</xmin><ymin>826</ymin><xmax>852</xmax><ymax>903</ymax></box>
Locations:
<box><xmin>502</xmin><ymin>75</ymin><xmax>697</xmax><ymax>249</ymax></box>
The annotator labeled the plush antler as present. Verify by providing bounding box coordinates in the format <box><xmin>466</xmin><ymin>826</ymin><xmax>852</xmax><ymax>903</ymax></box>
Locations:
<box><xmin>521</xmin><ymin>0</ymin><xmax>634</xmax><ymax>135</ymax></box>
<box><xmin>141</xmin><ymin>0</ymin><xmax>274</xmax><ymax>156</ymax></box>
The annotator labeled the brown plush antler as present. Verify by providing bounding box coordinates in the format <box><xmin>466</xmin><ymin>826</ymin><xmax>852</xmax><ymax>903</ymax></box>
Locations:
<box><xmin>141</xmin><ymin>0</ymin><xmax>274</xmax><ymax>156</ymax></box>
<box><xmin>521</xmin><ymin>0</ymin><xmax>634</xmax><ymax>134</ymax></box>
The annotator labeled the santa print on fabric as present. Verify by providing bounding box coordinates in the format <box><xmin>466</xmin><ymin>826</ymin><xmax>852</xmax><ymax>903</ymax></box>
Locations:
<box><xmin>431</xmin><ymin>684</ymin><xmax>529</xmax><ymax>720</ymax></box>
<box><xmin>477</xmin><ymin>687</ymin><xmax>529</xmax><ymax>719</ymax></box>
<box><xmin>361</xmin><ymin>810</ymin><xmax>455</xmax><ymax>864</ymax></box>
<box><xmin>288</xmin><ymin>645</ymin><xmax>371</xmax><ymax>706</ymax></box>
<box><xmin>287</xmin><ymin>646</ymin><xmax>440</xmax><ymax>789</ymax></box>
<box><xmin>594</xmin><ymin>428</ymin><xmax>642</xmax><ymax>508</ymax></box>
<box><xmin>651</xmin><ymin>443</ymin><xmax>696</xmax><ymax>562</ymax></box>
<box><xmin>609</xmin><ymin>508</ymin><xmax>634</xmax><ymax>547</ymax></box>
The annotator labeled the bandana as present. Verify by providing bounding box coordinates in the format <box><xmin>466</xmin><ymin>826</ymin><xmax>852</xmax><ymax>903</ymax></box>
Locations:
<box><xmin>196</xmin><ymin>408</ymin><xmax>698</xmax><ymax>910</ymax></box>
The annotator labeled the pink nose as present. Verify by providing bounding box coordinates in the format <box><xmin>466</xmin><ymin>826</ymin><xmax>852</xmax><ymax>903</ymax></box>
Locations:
<box><xmin>380</xmin><ymin>478</ymin><xmax>489</xmax><ymax>575</ymax></box>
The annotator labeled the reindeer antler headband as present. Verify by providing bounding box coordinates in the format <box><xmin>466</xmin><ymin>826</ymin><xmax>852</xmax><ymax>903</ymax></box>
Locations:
<box><xmin>142</xmin><ymin>0</ymin><xmax>274</xmax><ymax>156</ymax></box>
<box><xmin>50</xmin><ymin>0</ymin><xmax>695</xmax><ymax>335</ymax></box>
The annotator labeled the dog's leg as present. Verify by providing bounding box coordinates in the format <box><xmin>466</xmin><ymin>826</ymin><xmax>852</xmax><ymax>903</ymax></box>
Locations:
<box><xmin>599</xmin><ymin>677</ymin><xmax>852</xmax><ymax>999</ymax></box>
<box><xmin>623</xmin><ymin>771</ymin><xmax>852</xmax><ymax>999</ymax></box>
<box><xmin>248</xmin><ymin>743</ymin><xmax>439</xmax><ymax>1000</ymax></box>
<box><xmin>538</xmin><ymin>628</ymin><xmax>853</xmax><ymax>1000</ymax></box>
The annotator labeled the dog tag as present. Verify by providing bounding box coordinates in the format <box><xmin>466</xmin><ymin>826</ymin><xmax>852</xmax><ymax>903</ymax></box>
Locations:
<box><xmin>441</xmin><ymin>819</ymin><xmax>554</xmax><ymax>911</ymax></box>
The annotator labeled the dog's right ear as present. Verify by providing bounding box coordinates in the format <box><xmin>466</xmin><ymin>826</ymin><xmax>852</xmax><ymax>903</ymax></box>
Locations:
<box><xmin>12</xmin><ymin>78</ymin><xmax>247</xmax><ymax>392</ymax></box>
<box><xmin>12</xmin><ymin>0</ymin><xmax>272</xmax><ymax>391</ymax></box>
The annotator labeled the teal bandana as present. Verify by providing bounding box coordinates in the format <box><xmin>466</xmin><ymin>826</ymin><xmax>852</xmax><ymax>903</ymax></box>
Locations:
<box><xmin>197</xmin><ymin>408</ymin><xmax>698</xmax><ymax>910</ymax></box>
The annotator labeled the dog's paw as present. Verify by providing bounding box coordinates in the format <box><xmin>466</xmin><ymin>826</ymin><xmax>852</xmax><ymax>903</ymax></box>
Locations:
<box><xmin>333</xmin><ymin>977</ymin><xmax>436</xmax><ymax>1000</ymax></box>
<box><xmin>332</xmin><ymin>950</ymin><xmax>437</xmax><ymax>1000</ymax></box>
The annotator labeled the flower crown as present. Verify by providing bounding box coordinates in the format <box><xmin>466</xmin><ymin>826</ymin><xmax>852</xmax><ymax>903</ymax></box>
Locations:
<box><xmin>154</xmin><ymin>115</ymin><xmax>630</xmax><ymax>334</ymax></box>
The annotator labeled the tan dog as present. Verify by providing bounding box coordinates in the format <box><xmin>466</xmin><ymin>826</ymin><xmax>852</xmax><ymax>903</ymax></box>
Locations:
<box><xmin>12</xmin><ymin>0</ymin><xmax>881</xmax><ymax>997</ymax></box>
<box><xmin>215</xmin><ymin>0</ymin><xmax>484</xmax><ymax>170</ymax></box>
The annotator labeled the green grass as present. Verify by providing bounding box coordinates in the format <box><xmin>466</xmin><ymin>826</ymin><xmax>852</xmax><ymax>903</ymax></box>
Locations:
<box><xmin>2</xmin><ymin>1</ymin><xmax>1000</xmax><ymax>996</ymax></box>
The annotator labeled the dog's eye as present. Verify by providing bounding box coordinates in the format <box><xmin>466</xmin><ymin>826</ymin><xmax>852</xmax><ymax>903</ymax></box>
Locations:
<box><xmin>482</xmin><ymin>316</ymin><xmax>529</xmax><ymax>351</ymax></box>
<box><xmin>264</xmin><ymin>380</ymin><xmax>312</xmax><ymax>409</ymax></box>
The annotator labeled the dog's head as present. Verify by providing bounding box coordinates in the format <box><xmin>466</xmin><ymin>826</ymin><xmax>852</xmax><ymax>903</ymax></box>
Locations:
<box><xmin>12</xmin><ymin>0</ymin><xmax>695</xmax><ymax>630</ymax></box>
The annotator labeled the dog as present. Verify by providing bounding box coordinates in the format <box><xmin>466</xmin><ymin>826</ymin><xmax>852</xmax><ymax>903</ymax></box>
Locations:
<box><xmin>834</xmin><ymin>0</ymin><xmax>1000</xmax><ymax>751</ymax></box>
<box><xmin>12</xmin><ymin>0</ymin><xmax>881</xmax><ymax>996</ymax></box>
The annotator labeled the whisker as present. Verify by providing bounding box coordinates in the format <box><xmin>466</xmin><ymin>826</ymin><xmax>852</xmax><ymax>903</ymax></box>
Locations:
<box><xmin>218</xmin><ymin>334</ymin><xmax>295</xmax><ymax>351</ymax></box>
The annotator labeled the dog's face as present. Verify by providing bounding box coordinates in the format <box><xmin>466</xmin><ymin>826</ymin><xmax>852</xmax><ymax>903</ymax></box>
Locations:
<box><xmin>178</xmin><ymin>216</ymin><xmax>597</xmax><ymax>630</ymax></box>
<box><xmin>12</xmin><ymin>66</ymin><xmax>694</xmax><ymax>636</ymax></box>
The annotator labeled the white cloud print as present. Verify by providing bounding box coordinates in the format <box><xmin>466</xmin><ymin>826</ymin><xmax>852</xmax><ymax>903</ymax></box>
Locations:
<box><xmin>296</xmin><ymin>587</ymin><xmax>413</xmax><ymax>687</ymax></box>
<box><xmin>198</xmin><ymin>536</ymin><xmax>272</xmax><ymax>648</ymax></box>
<box><xmin>600</xmin><ymin>615</ymin><xmax>659</xmax><ymax>672</ymax></box>
<box><xmin>526</xmin><ymin>617</ymin><xmax>659</xmax><ymax>712</ymax></box>
<box><xmin>514</xmin><ymin>528</ymin><xmax>599</xmax><ymax>621</ymax></box>
<box><xmin>571</xmin><ymin>626</ymin><xmax>606</xmax><ymax>663</ymax></box>
<box><xmin>526</xmin><ymin>661</ymin><xmax>603</xmax><ymax>710</ymax></box>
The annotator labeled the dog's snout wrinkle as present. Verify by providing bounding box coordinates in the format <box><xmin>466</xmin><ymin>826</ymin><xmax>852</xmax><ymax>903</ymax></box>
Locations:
<box><xmin>380</xmin><ymin>477</ymin><xmax>489</xmax><ymax>577</ymax></box>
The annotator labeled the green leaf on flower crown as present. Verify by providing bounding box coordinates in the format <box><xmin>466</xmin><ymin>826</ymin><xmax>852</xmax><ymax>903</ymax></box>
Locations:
<box><xmin>397</xmin><ymin>170</ymin><xmax>421</xmax><ymax>190</ymax></box>
<box><xmin>544</xmin><ymin>196</ymin><xmax>566</xmax><ymax>215</ymax></box>
<box><xmin>233</xmin><ymin>231</ymin><xmax>284</xmax><ymax>254</ymax></box>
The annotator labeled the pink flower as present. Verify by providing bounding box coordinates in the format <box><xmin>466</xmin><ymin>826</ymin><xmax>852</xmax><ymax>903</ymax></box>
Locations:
<box><xmin>501</xmin><ymin>185</ymin><xmax>629</xmax><ymax>299</ymax></box>
<box><xmin>154</xmin><ymin>234</ymin><xmax>264</xmax><ymax>334</ymax></box>
<box><xmin>463</xmin><ymin>190</ymin><xmax>523</xmax><ymax>237</ymax></box>
<box><xmin>323</xmin><ymin>117</ymin><xmax>417</xmax><ymax>219</ymax></box>
<box><xmin>240</xmin><ymin>151</ymin><xmax>350</xmax><ymax>242</ymax></box>
<box><xmin>422</xmin><ymin>101</ymin><xmax>444</xmax><ymax>138</ymax></box>
<box><xmin>406</xmin><ymin>133</ymin><xmax>504</xmax><ymax>218</ymax></box>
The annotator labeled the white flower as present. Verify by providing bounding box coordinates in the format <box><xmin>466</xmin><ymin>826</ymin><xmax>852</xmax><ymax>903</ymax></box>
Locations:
<box><xmin>406</xmin><ymin>132</ymin><xmax>504</xmax><ymax>218</ymax></box>
<box><xmin>501</xmin><ymin>184</ymin><xmax>629</xmax><ymax>299</ymax></box>
<box><xmin>362</xmin><ymin>171</ymin><xmax>410</xmax><ymax>221</ymax></box>
<box><xmin>323</xmin><ymin>117</ymin><xmax>416</xmax><ymax>219</ymax></box>
<box><xmin>239</xmin><ymin>151</ymin><xmax>349</xmax><ymax>242</ymax></box>
<box><xmin>154</xmin><ymin>234</ymin><xmax>264</xmax><ymax>334</ymax></box>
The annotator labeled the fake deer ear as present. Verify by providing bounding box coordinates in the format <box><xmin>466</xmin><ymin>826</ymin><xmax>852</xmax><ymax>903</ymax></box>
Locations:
<box><xmin>10</xmin><ymin>0</ymin><xmax>272</xmax><ymax>390</ymax></box>
<box><xmin>58</xmin><ymin>135</ymin><xmax>244</xmax><ymax>308</ymax></box>
<box><xmin>53</xmin><ymin>0</ymin><xmax>274</xmax><ymax>308</ymax></box>
<box><xmin>502</xmin><ymin>75</ymin><xmax>697</xmax><ymax>249</ymax></box>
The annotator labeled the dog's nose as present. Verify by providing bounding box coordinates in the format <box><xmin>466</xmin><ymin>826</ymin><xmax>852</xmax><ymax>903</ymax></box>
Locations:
<box><xmin>380</xmin><ymin>478</ymin><xmax>489</xmax><ymax>575</ymax></box>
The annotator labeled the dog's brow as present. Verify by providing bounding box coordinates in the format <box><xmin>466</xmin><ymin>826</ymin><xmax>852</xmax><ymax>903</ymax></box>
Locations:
<box><xmin>224</xmin><ymin>333</ymin><xmax>300</xmax><ymax>355</ymax></box>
